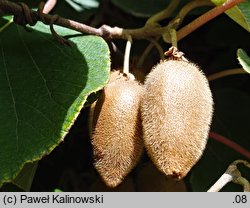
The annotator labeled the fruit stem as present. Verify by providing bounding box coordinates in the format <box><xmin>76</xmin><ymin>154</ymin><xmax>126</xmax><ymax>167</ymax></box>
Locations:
<box><xmin>170</xmin><ymin>28</ymin><xmax>177</xmax><ymax>47</ymax></box>
<box><xmin>209</xmin><ymin>132</ymin><xmax>250</xmax><ymax>159</ymax></box>
<box><xmin>207</xmin><ymin>68</ymin><xmax>248</xmax><ymax>81</ymax></box>
<box><xmin>177</xmin><ymin>0</ymin><xmax>245</xmax><ymax>41</ymax></box>
<box><xmin>146</xmin><ymin>0</ymin><xmax>180</xmax><ymax>25</ymax></box>
<box><xmin>123</xmin><ymin>35</ymin><xmax>133</xmax><ymax>76</ymax></box>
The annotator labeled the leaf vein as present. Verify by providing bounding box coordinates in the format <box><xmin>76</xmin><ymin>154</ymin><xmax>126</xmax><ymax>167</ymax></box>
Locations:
<box><xmin>1</xmin><ymin>39</ymin><xmax>19</xmax><ymax>154</ymax></box>
<box><xmin>16</xmin><ymin>101</ymin><xmax>56</xmax><ymax>130</ymax></box>
<box><xmin>17</xmin><ymin>27</ymin><xmax>69</xmax><ymax>112</ymax></box>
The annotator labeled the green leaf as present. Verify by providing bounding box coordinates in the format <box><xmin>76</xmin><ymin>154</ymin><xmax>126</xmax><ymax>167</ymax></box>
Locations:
<box><xmin>12</xmin><ymin>162</ymin><xmax>38</xmax><ymax>191</ymax></box>
<box><xmin>0</xmin><ymin>18</ymin><xmax>110</xmax><ymax>185</ymax></box>
<box><xmin>211</xmin><ymin>0</ymin><xmax>250</xmax><ymax>32</ymax></box>
<box><xmin>54</xmin><ymin>188</ymin><xmax>63</xmax><ymax>192</ymax></box>
<box><xmin>237</xmin><ymin>48</ymin><xmax>250</xmax><ymax>73</ymax></box>
<box><xmin>65</xmin><ymin>0</ymin><xmax>100</xmax><ymax>12</ymax></box>
<box><xmin>0</xmin><ymin>161</ymin><xmax>37</xmax><ymax>191</ymax></box>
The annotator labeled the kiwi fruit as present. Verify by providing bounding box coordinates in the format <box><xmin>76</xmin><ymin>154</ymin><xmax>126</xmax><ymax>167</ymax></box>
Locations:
<box><xmin>141</xmin><ymin>59</ymin><xmax>213</xmax><ymax>180</ymax></box>
<box><xmin>89</xmin><ymin>71</ymin><xmax>144</xmax><ymax>188</ymax></box>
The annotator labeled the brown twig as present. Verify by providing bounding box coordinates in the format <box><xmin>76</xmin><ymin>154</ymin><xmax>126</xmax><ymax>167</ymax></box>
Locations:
<box><xmin>0</xmin><ymin>0</ymin><xmax>112</xmax><ymax>37</ymax></box>
<box><xmin>43</xmin><ymin>0</ymin><xmax>57</xmax><ymax>14</ymax></box>
<box><xmin>207</xmin><ymin>160</ymin><xmax>250</xmax><ymax>192</ymax></box>
<box><xmin>177</xmin><ymin>0</ymin><xmax>245</xmax><ymax>40</ymax></box>
<box><xmin>0</xmin><ymin>0</ymin><xmax>244</xmax><ymax>41</ymax></box>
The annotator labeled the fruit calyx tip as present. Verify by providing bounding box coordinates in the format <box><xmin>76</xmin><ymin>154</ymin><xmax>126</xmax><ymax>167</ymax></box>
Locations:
<box><xmin>164</xmin><ymin>46</ymin><xmax>188</xmax><ymax>62</ymax></box>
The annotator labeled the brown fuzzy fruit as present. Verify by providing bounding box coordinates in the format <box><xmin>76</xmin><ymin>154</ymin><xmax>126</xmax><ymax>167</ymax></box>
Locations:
<box><xmin>141</xmin><ymin>60</ymin><xmax>213</xmax><ymax>180</ymax></box>
<box><xmin>89</xmin><ymin>73</ymin><xmax>144</xmax><ymax>188</ymax></box>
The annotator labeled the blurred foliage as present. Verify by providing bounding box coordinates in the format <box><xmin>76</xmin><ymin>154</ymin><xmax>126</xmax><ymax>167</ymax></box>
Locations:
<box><xmin>238</xmin><ymin>49</ymin><xmax>250</xmax><ymax>73</ymax></box>
<box><xmin>211</xmin><ymin>0</ymin><xmax>250</xmax><ymax>32</ymax></box>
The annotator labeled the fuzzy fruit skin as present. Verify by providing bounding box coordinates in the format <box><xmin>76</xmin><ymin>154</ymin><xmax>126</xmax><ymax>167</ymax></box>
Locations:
<box><xmin>141</xmin><ymin>60</ymin><xmax>213</xmax><ymax>180</ymax></box>
<box><xmin>90</xmin><ymin>76</ymin><xmax>143</xmax><ymax>188</ymax></box>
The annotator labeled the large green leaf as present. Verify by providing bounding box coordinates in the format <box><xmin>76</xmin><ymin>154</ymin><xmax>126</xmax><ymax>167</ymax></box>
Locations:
<box><xmin>211</xmin><ymin>0</ymin><xmax>250</xmax><ymax>32</ymax></box>
<box><xmin>111</xmin><ymin>0</ymin><xmax>172</xmax><ymax>17</ymax></box>
<box><xmin>237</xmin><ymin>48</ymin><xmax>250</xmax><ymax>73</ymax></box>
<box><xmin>0</xmin><ymin>18</ymin><xmax>110</xmax><ymax>185</ymax></box>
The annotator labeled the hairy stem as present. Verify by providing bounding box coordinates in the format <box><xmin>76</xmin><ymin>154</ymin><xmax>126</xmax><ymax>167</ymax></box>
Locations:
<box><xmin>146</xmin><ymin>0</ymin><xmax>180</xmax><ymax>25</ymax></box>
<box><xmin>208</xmin><ymin>68</ymin><xmax>248</xmax><ymax>81</ymax></box>
<box><xmin>234</xmin><ymin>177</ymin><xmax>250</xmax><ymax>192</ymax></box>
<box><xmin>0</xmin><ymin>0</ymin><xmax>109</xmax><ymax>36</ymax></box>
<box><xmin>208</xmin><ymin>160</ymin><xmax>250</xmax><ymax>192</ymax></box>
